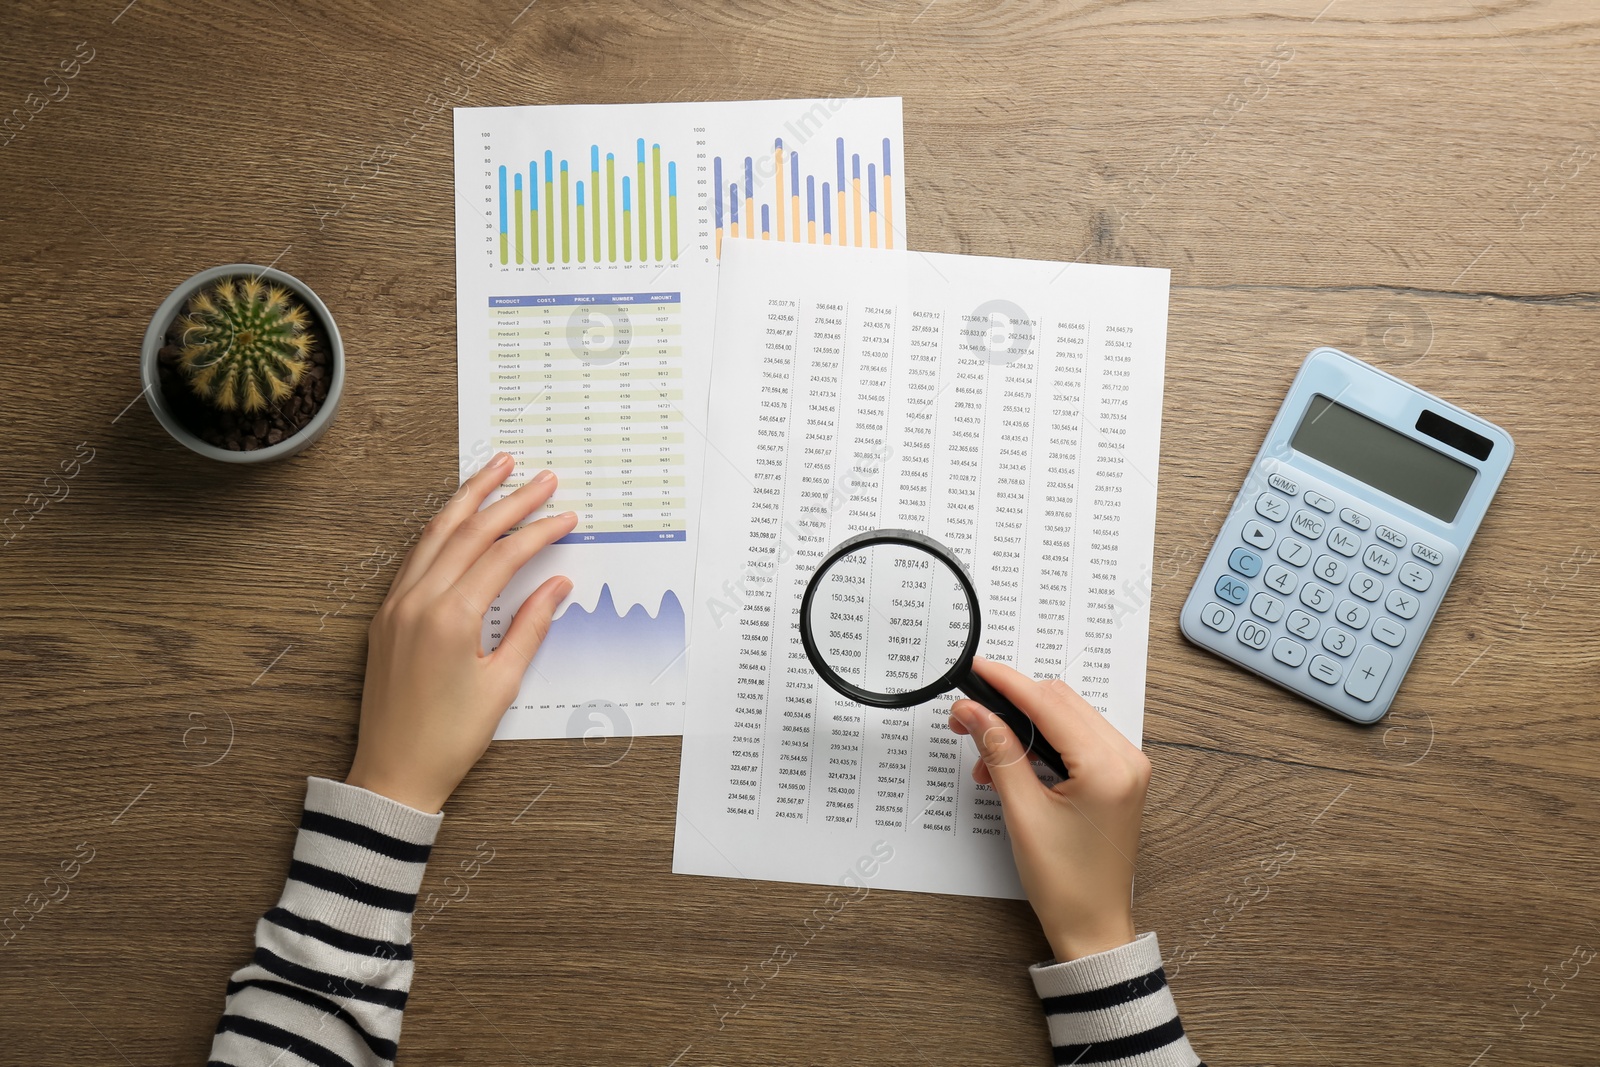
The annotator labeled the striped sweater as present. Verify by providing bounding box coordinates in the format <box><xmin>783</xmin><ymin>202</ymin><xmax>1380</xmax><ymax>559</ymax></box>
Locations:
<box><xmin>210</xmin><ymin>779</ymin><xmax>1202</xmax><ymax>1066</ymax></box>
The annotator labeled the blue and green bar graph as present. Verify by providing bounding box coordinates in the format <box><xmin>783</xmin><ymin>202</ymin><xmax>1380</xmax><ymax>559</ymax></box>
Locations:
<box><xmin>713</xmin><ymin>136</ymin><xmax>894</xmax><ymax>256</ymax></box>
<box><xmin>497</xmin><ymin>139</ymin><xmax>679</xmax><ymax>266</ymax></box>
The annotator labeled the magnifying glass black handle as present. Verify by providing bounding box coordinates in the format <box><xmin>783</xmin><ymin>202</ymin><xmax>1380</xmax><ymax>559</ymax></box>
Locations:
<box><xmin>957</xmin><ymin>671</ymin><xmax>1069</xmax><ymax>781</ymax></box>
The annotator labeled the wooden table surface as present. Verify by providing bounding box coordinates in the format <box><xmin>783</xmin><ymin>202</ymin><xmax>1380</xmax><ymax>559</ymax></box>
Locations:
<box><xmin>3</xmin><ymin>1</ymin><xmax>1597</xmax><ymax>1063</ymax></box>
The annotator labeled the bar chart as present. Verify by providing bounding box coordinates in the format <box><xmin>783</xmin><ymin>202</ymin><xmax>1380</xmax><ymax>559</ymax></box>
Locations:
<box><xmin>495</xmin><ymin>140</ymin><xmax>681</xmax><ymax>266</ymax></box>
<box><xmin>713</xmin><ymin>136</ymin><xmax>895</xmax><ymax>256</ymax></box>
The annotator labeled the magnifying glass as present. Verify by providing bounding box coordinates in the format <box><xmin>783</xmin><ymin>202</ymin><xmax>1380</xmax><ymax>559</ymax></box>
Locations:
<box><xmin>798</xmin><ymin>529</ymin><xmax>1068</xmax><ymax>780</ymax></box>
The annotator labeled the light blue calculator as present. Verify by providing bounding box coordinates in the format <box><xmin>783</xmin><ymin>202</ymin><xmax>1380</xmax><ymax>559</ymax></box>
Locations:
<box><xmin>1179</xmin><ymin>347</ymin><xmax>1513</xmax><ymax>723</ymax></box>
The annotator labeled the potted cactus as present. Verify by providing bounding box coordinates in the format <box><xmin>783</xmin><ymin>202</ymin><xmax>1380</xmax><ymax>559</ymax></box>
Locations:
<box><xmin>140</xmin><ymin>264</ymin><xmax>344</xmax><ymax>462</ymax></box>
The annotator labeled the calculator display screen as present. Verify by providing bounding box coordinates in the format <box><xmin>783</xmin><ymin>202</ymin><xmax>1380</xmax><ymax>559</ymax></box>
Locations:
<box><xmin>1291</xmin><ymin>396</ymin><xmax>1476</xmax><ymax>521</ymax></box>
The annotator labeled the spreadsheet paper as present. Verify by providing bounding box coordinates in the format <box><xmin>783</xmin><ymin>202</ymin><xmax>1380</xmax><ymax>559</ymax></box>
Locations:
<box><xmin>673</xmin><ymin>240</ymin><xmax>1170</xmax><ymax>898</ymax></box>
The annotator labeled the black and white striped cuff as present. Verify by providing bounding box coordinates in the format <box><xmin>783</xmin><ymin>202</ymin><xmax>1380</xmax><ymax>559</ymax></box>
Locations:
<box><xmin>1030</xmin><ymin>932</ymin><xmax>1202</xmax><ymax>1066</ymax></box>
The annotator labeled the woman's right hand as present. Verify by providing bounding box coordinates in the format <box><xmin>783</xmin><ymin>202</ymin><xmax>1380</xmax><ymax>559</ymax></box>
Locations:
<box><xmin>948</xmin><ymin>657</ymin><xmax>1151</xmax><ymax>961</ymax></box>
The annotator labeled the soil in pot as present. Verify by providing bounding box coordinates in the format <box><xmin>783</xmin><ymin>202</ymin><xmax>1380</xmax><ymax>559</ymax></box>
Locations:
<box><xmin>155</xmin><ymin>301</ymin><xmax>334</xmax><ymax>452</ymax></box>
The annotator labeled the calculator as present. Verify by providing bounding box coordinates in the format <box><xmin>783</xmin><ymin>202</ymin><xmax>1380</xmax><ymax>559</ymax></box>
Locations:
<box><xmin>1179</xmin><ymin>347</ymin><xmax>1514</xmax><ymax>724</ymax></box>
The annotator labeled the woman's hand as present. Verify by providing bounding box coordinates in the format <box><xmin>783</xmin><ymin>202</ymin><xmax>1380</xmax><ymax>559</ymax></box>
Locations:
<box><xmin>948</xmin><ymin>657</ymin><xmax>1150</xmax><ymax>961</ymax></box>
<box><xmin>345</xmin><ymin>453</ymin><xmax>577</xmax><ymax>813</ymax></box>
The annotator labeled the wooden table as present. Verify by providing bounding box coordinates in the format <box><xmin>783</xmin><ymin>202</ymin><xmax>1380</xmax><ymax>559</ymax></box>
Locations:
<box><xmin>3</xmin><ymin>1</ymin><xmax>1596</xmax><ymax>1063</ymax></box>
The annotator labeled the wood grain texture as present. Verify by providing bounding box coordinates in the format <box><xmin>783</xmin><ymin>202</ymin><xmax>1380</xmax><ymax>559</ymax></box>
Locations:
<box><xmin>2</xmin><ymin>0</ymin><xmax>1597</xmax><ymax>1063</ymax></box>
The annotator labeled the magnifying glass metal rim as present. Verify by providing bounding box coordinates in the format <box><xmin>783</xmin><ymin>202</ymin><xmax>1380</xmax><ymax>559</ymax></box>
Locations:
<box><xmin>798</xmin><ymin>527</ymin><xmax>980</xmax><ymax>709</ymax></box>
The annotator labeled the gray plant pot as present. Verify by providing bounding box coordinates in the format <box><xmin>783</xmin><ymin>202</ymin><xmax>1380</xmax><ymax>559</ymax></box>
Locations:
<box><xmin>140</xmin><ymin>263</ymin><xmax>344</xmax><ymax>463</ymax></box>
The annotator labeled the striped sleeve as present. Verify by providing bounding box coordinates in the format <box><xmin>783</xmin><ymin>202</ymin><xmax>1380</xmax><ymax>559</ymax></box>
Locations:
<box><xmin>208</xmin><ymin>777</ymin><xmax>443</xmax><ymax>1067</ymax></box>
<box><xmin>1030</xmin><ymin>932</ymin><xmax>1203</xmax><ymax>1067</ymax></box>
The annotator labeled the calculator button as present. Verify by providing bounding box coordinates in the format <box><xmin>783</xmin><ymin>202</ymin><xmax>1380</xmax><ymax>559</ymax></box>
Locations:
<box><xmin>1398</xmin><ymin>561</ymin><xmax>1432</xmax><ymax>592</ymax></box>
<box><xmin>1228</xmin><ymin>547</ymin><xmax>1264</xmax><ymax>578</ymax></box>
<box><xmin>1272</xmin><ymin>638</ymin><xmax>1307</xmax><ymax>667</ymax></box>
<box><xmin>1250</xmin><ymin>592</ymin><xmax>1285</xmax><ymax>623</ymax></box>
<box><xmin>1362</xmin><ymin>544</ymin><xmax>1397</xmax><ymax>574</ymax></box>
<box><xmin>1256</xmin><ymin>493</ymin><xmax>1290</xmax><ymax>522</ymax></box>
<box><xmin>1200</xmin><ymin>602</ymin><xmax>1235</xmax><ymax>632</ymax></box>
<box><xmin>1263</xmin><ymin>565</ymin><xmax>1297</xmax><ymax>595</ymax></box>
<box><xmin>1339</xmin><ymin>507</ymin><xmax>1371</xmax><ymax>531</ymax></box>
<box><xmin>1344</xmin><ymin>645</ymin><xmax>1393</xmax><ymax>702</ymax></box>
<box><xmin>1290</xmin><ymin>510</ymin><xmax>1326</xmax><ymax>539</ymax></box>
<box><xmin>1334</xmin><ymin>599</ymin><xmax>1370</xmax><ymax>629</ymax></box>
<box><xmin>1303</xmin><ymin>490</ymin><xmax>1335</xmax><ymax>513</ymax></box>
<box><xmin>1276</xmin><ymin>537</ymin><xmax>1312</xmax><ymax>568</ymax></box>
<box><xmin>1385</xmin><ymin>588</ymin><xmax>1419</xmax><ymax>619</ymax></box>
<box><xmin>1286</xmin><ymin>610</ymin><xmax>1320</xmax><ymax>640</ymax></box>
<box><xmin>1308</xmin><ymin>656</ymin><xmax>1344</xmax><ymax>685</ymax></box>
<box><xmin>1371</xmin><ymin>617</ymin><xmax>1406</xmax><ymax>646</ymax></box>
<box><xmin>1375</xmin><ymin>525</ymin><xmax>1407</xmax><ymax>550</ymax></box>
<box><xmin>1215</xmin><ymin>575</ymin><xmax>1249</xmax><ymax>606</ymax></box>
<box><xmin>1326</xmin><ymin>528</ymin><xmax>1361</xmax><ymax>557</ymax></box>
<box><xmin>1411</xmin><ymin>541</ymin><xmax>1444</xmax><ymax>566</ymax></box>
<box><xmin>1313</xmin><ymin>554</ymin><xmax>1347</xmax><ymax>584</ymax></box>
<box><xmin>1241</xmin><ymin>519</ymin><xmax>1275</xmax><ymax>550</ymax></box>
<box><xmin>1349</xmin><ymin>572</ymin><xmax>1384</xmax><ymax>602</ymax></box>
<box><xmin>1321</xmin><ymin>626</ymin><xmax>1356</xmax><ymax>657</ymax></box>
<box><xmin>1299</xmin><ymin>582</ymin><xmax>1334</xmax><ymax>612</ymax></box>
<box><xmin>1268</xmin><ymin>473</ymin><xmax>1299</xmax><ymax>496</ymax></box>
<box><xmin>1236</xmin><ymin>619</ymin><xmax>1271</xmax><ymax>650</ymax></box>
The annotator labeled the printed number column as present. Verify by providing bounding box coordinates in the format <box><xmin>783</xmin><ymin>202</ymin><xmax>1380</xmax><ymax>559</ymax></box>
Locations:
<box><xmin>801</xmin><ymin>303</ymin><xmax>863</xmax><ymax>825</ymax></box>
<box><xmin>902</xmin><ymin>310</ymin><xmax>960</xmax><ymax>834</ymax></box>
<box><xmin>850</xmin><ymin>303</ymin><xmax>906</xmax><ymax>830</ymax></box>
<box><xmin>724</xmin><ymin>297</ymin><xmax>796</xmax><ymax>819</ymax></box>
<box><xmin>983</xmin><ymin>325</ymin><xmax>1040</xmax><ymax>669</ymax></box>
<box><xmin>1079</xmin><ymin>322</ymin><xmax>1132</xmax><ymax>707</ymax></box>
<box><xmin>769</xmin><ymin>299</ymin><xmax>815</xmax><ymax>821</ymax></box>
<box><xmin>1034</xmin><ymin>321</ymin><xmax>1088</xmax><ymax>681</ymax></box>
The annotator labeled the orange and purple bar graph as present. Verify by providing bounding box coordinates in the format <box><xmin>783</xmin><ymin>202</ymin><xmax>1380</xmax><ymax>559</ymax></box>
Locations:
<box><xmin>711</xmin><ymin>135</ymin><xmax>897</xmax><ymax>258</ymax></box>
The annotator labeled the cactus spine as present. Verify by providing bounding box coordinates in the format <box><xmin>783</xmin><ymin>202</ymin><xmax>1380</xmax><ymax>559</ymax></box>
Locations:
<box><xmin>176</xmin><ymin>277</ymin><xmax>311</xmax><ymax>412</ymax></box>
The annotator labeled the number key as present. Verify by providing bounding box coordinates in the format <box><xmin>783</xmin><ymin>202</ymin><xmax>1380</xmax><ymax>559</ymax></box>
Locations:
<box><xmin>1263</xmin><ymin>565</ymin><xmax>1298</xmax><ymax>595</ymax></box>
<box><xmin>1250</xmin><ymin>592</ymin><xmax>1285</xmax><ymax>623</ymax></box>
<box><xmin>1335</xmin><ymin>599</ymin><xmax>1370</xmax><ymax>629</ymax></box>
<box><xmin>1277</xmin><ymin>537</ymin><xmax>1312</xmax><ymax>568</ymax></box>
<box><xmin>1256</xmin><ymin>493</ymin><xmax>1290</xmax><ymax>522</ymax></box>
<box><xmin>1241</xmin><ymin>519</ymin><xmax>1275</xmax><ymax>550</ymax></box>
<box><xmin>1299</xmin><ymin>581</ymin><xmax>1334</xmax><ymax>612</ymax></box>
<box><xmin>1349</xmin><ymin>572</ymin><xmax>1383</xmax><ymax>602</ymax></box>
<box><xmin>1236</xmin><ymin>619</ymin><xmax>1271</xmax><ymax>650</ymax></box>
<box><xmin>1290</xmin><ymin>509</ymin><xmax>1326</xmax><ymax>539</ymax></box>
<box><xmin>1313</xmin><ymin>554</ymin><xmax>1347</xmax><ymax>584</ymax></box>
<box><xmin>1321</xmin><ymin>626</ymin><xmax>1355</xmax><ymax>657</ymax></box>
<box><xmin>1200</xmin><ymin>602</ymin><xmax>1235</xmax><ymax>632</ymax></box>
<box><xmin>1286</xmin><ymin>609</ymin><xmax>1319</xmax><ymax>640</ymax></box>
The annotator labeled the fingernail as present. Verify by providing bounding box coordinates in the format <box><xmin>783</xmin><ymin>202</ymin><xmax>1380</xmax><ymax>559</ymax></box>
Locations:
<box><xmin>558</xmin><ymin>511</ymin><xmax>578</xmax><ymax>523</ymax></box>
<box><xmin>489</xmin><ymin>452</ymin><xmax>512</xmax><ymax>470</ymax></box>
<box><xmin>532</xmin><ymin>468</ymin><xmax>555</xmax><ymax>485</ymax></box>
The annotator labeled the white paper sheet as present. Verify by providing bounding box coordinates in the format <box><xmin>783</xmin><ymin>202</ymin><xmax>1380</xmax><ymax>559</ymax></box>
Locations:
<box><xmin>452</xmin><ymin>99</ymin><xmax>906</xmax><ymax>739</ymax></box>
<box><xmin>673</xmin><ymin>241</ymin><xmax>1170</xmax><ymax>898</ymax></box>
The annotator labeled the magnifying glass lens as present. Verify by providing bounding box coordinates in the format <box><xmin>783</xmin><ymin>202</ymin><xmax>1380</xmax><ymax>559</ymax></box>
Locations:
<box><xmin>805</xmin><ymin>541</ymin><xmax>973</xmax><ymax>699</ymax></box>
